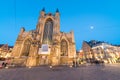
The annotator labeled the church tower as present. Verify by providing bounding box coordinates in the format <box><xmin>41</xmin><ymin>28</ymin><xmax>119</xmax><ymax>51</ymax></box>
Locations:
<box><xmin>36</xmin><ymin>8</ymin><xmax>60</xmax><ymax>45</ymax></box>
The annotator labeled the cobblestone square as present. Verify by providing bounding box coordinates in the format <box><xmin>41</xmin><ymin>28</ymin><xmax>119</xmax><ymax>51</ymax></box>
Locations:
<box><xmin>0</xmin><ymin>64</ymin><xmax>120</xmax><ymax>80</ymax></box>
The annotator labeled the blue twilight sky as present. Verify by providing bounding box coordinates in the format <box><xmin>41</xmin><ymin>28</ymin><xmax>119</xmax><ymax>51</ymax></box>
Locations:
<box><xmin>0</xmin><ymin>0</ymin><xmax>120</xmax><ymax>50</ymax></box>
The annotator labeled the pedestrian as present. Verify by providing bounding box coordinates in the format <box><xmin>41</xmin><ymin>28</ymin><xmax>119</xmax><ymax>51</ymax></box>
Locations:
<box><xmin>73</xmin><ymin>61</ymin><xmax>75</xmax><ymax>67</ymax></box>
<box><xmin>2</xmin><ymin>62</ymin><xmax>5</xmax><ymax>67</ymax></box>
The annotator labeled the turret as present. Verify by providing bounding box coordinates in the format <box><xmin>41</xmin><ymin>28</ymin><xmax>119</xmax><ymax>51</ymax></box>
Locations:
<box><xmin>19</xmin><ymin>27</ymin><xmax>25</xmax><ymax>35</ymax></box>
<box><xmin>37</xmin><ymin>8</ymin><xmax>45</xmax><ymax>33</ymax></box>
<box><xmin>71</xmin><ymin>30</ymin><xmax>75</xmax><ymax>43</ymax></box>
<box><xmin>40</xmin><ymin>8</ymin><xmax>45</xmax><ymax>17</ymax></box>
<box><xmin>55</xmin><ymin>8</ymin><xmax>60</xmax><ymax>19</ymax></box>
<box><xmin>56</xmin><ymin>8</ymin><xmax>59</xmax><ymax>13</ymax></box>
<box><xmin>55</xmin><ymin>8</ymin><xmax>60</xmax><ymax>33</ymax></box>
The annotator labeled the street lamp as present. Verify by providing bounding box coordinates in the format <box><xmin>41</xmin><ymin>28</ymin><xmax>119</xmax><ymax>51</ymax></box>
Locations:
<box><xmin>74</xmin><ymin>54</ymin><xmax>77</xmax><ymax>67</ymax></box>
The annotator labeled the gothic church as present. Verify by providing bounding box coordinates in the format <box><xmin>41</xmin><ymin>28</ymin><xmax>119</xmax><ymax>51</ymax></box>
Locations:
<box><xmin>12</xmin><ymin>8</ymin><xmax>76</xmax><ymax>67</ymax></box>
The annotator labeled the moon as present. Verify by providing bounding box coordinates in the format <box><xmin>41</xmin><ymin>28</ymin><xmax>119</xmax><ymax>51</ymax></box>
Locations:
<box><xmin>90</xmin><ymin>26</ymin><xmax>94</xmax><ymax>30</ymax></box>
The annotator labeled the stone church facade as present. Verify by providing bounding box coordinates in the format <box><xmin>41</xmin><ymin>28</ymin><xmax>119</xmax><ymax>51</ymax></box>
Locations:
<box><xmin>12</xmin><ymin>8</ymin><xmax>76</xmax><ymax>67</ymax></box>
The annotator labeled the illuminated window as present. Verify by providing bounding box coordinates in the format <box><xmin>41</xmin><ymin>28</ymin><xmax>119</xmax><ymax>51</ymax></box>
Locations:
<box><xmin>61</xmin><ymin>40</ymin><xmax>68</xmax><ymax>56</ymax></box>
<box><xmin>42</xmin><ymin>18</ymin><xmax>53</xmax><ymax>44</ymax></box>
<box><xmin>22</xmin><ymin>39</ymin><xmax>31</xmax><ymax>56</ymax></box>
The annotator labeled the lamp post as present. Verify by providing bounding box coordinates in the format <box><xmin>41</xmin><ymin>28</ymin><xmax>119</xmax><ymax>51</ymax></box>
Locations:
<box><xmin>74</xmin><ymin>54</ymin><xmax>77</xmax><ymax>67</ymax></box>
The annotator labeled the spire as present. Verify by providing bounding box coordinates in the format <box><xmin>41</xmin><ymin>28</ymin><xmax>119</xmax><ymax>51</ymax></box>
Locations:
<box><xmin>56</xmin><ymin>8</ymin><xmax>59</xmax><ymax>13</ymax></box>
<box><xmin>40</xmin><ymin>7</ymin><xmax>45</xmax><ymax>17</ymax></box>
<box><xmin>42</xmin><ymin>7</ymin><xmax>45</xmax><ymax>12</ymax></box>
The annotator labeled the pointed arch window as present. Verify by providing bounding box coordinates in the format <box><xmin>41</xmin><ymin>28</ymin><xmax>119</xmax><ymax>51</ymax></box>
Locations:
<box><xmin>42</xmin><ymin>18</ymin><xmax>53</xmax><ymax>44</ymax></box>
<box><xmin>61</xmin><ymin>40</ymin><xmax>68</xmax><ymax>56</ymax></box>
<box><xmin>21</xmin><ymin>39</ymin><xmax>31</xmax><ymax>56</ymax></box>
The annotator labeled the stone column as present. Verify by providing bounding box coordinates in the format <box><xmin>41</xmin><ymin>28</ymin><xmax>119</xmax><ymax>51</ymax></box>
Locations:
<box><xmin>26</xmin><ymin>43</ymin><xmax>38</xmax><ymax>67</ymax></box>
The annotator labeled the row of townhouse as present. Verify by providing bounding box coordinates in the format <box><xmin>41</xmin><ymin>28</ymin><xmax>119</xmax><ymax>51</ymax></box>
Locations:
<box><xmin>78</xmin><ymin>40</ymin><xmax>120</xmax><ymax>64</ymax></box>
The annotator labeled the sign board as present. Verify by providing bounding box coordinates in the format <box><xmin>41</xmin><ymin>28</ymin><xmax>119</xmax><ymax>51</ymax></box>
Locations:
<box><xmin>38</xmin><ymin>44</ymin><xmax>50</xmax><ymax>54</ymax></box>
<box><xmin>42</xmin><ymin>44</ymin><xmax>48</xmax><ymax>52</ymax></box>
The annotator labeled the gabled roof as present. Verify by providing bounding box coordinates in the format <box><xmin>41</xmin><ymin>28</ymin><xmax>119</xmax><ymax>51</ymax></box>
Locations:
<box><xmin>85</xmin><ymin>40</ymin><xmax>105</xmax><ymax>47</ymax></box>
<box><xmin>0</xmin><ymin>44</ymin><xmax>13</xmax><ymax>49</ymax></box>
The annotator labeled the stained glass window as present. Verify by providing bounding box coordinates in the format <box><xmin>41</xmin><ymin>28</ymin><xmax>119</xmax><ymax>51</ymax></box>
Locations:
<box><xmin>42</xmin><ymin>19</ymin><xmax>53</xmax><ymax>44</ymax></box>
<box><xmin>61</xmin><ymin>40</ymin><xmax>68</xmax><ymax>56</ymax></box>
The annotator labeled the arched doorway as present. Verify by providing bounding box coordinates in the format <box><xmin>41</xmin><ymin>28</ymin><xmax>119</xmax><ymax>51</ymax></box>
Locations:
<box><xmin>42</xmin><ymin>18</ymin><xmax>53</xmax><ymax>45</ymax></box>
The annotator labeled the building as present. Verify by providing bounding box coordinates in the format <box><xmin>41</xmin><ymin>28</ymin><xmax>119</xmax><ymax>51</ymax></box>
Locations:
<box><xmin>0</xmin><ymin>44</ymin><xmax>13</xmax><ymax>58</ymax></box>
<box><xmin>12</xmin><ymin>8</ymin><xmax>76</xmax><ymax>67</ymax></box>
<box><xmin>82</xmin><ymin>41</ymin><xmax>94</xmax><ymax>62</ymax></box>
<box><xmin>76</xmin><ymin>50</ymin><xmax>84</xmax><ymax>59</ymax></box>
<box><xmin>82</xmin><ymin>40</ymin><xmax>120</xmax><ymax>63</ymax></box>
<box><xmin>76</xmin><ymin>50</ymin><xmax>85</xmax><ymax>64</ymax></box>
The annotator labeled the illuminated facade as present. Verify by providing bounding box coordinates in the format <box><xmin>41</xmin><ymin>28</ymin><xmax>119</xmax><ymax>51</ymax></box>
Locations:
<box><xmin>12</xmin><ymin>8</ymin><xmax>76</xmax><ymax>67</ymax></box>
<box><xmin>82</xmin><ymin>40</ymin><xmax>120</xmax><ymax>63</ymax></box>
<box><xmin>0</xmin><ymin>44</ymin><xmax>13</xmax><ymax>58</ymax></box>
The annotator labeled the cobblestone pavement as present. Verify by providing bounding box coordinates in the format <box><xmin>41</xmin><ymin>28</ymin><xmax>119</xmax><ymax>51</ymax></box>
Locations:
<box><xmin>0</xmin><ymin>64</ymin><xmax>120</xmax><ymax>80</ymax></box>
